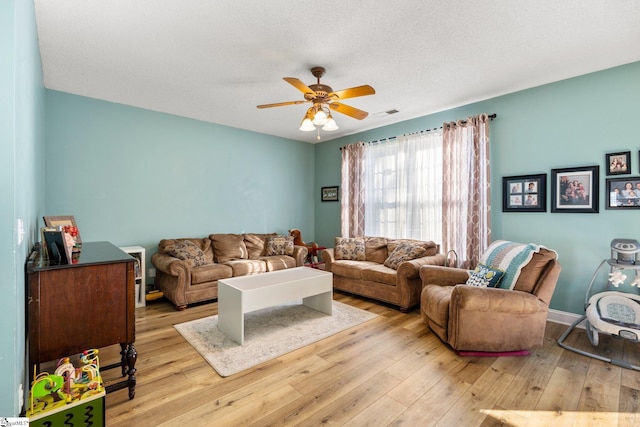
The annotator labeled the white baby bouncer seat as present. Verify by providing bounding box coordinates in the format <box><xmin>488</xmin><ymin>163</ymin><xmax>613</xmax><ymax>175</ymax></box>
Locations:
<box><xmin>585</xmin><ymin>291</ymin><xmax>640</xmax><ymax>346</ymax></box>
<box><xmin>558</xmin><ymin>239</ymin><xmax>640</xmax><ymax>371</ymax></box>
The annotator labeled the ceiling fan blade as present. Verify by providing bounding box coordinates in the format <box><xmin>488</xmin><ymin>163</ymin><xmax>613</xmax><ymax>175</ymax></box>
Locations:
<box><xmin>257</xmin><ymin>100</ymin><xmax>307</xmax><ymax>109</ymax></box>
<box><xmin>328</xmin><ymin>85</ymin><xmax>375</xmax><ymax>100</ymax></box>
<box><xmin>283</xmin><ymin>77</ymin><xmax>316</xmax><ymax>96</ymax></box>
<box><xmin>329</xmin><ymin>102</ymin><xmax>369</xmax><ymax>120</ymax></box>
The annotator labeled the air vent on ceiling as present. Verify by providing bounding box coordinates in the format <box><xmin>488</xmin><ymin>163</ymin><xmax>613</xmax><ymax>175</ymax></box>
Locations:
<box><xmin>373</xmin><ymin>109</ymin><xmax>399</xmax><ymax>117</ymax></box>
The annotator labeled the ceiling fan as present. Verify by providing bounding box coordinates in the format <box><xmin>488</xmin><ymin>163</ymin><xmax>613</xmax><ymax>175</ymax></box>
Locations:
<box><xmin>257</xmin><ymin>66</ymin><xmax>375</xmax><ymax>136</ymax></box>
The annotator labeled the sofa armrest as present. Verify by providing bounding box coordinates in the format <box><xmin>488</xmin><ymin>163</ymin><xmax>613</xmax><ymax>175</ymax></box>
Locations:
<box><xmin>151</xmin><ymin>252</ymin><xmax>192</xmax><ymax>278</ymax></box>
<box><xmin>397</xmin><ymin>254</ymin><xmax>446</xmax><ymax>279</ymax></box>
<box><xmin>420</xmin><ymin>265</ymin><xmax>470</xmax><ymax>287</ymax></box>
<box><xmin>451</xmin><ymin>285</ymin><xmax>546</xmax><ymax>314</ymax></box>
<box><xmin>293</xmin><ymin>245</ymin><xmax>308</xmax><ymax>267</ymax></box>
<box><xmin>320</xmin><ymin>248</ymin><xmax>335</xmax><ymax>271</ymax></box>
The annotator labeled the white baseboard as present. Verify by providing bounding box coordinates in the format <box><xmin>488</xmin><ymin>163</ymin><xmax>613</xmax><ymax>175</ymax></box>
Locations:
<box><xmin>548</xmin><ymin>308</ymin><xmax>586</xmax><ymax>329</ymax></box>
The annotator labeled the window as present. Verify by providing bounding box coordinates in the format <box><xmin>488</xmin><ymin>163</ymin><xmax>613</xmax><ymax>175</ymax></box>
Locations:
<box><xmin>363</xmin><ymin>131</ymin><xmax>443</xmax><ymax>241</ymax></box>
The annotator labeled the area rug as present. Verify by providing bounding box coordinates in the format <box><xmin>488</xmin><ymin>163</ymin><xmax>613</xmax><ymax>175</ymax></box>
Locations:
<box><xmin>174</xmin><ymin>300</ymin><xmax>378</xmax><ymax>377</ymax></box>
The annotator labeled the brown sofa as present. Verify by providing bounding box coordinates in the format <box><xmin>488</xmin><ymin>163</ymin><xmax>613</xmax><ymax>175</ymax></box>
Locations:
<box><xmin>320</xmin><ymin>237</ymin><xmax>445</xmax><ymax>312</ymax></box>
<box><xmin>151</xmin><ymin>233</ymin><xmax>308</xmax><ymax>310</ymax></box>
<box><xmin>419</xmin><ymin>242</ymin><xmax>561</xmax><ymax>352</ymax></box>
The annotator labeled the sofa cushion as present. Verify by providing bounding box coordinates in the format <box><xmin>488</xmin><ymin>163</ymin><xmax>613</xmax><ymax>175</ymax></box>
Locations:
<box><xmin>210</xmin><ymin>234</ymin><xmax>248</xmax><ymax>263</ymax></box>
<box><xmin>387</xmin><ymin>239</ymin><xmax>437</xmax><ymax>256</ymax></box>
<box><xmin>260</xmin><ymin>255</ymin><xmax>296</xmax><ymax>271</ymax></box>
<box><xmin>244</xmin><ymin>233</ymin><xmax>277</xmax><ymax>259</ymax></box>
<box><xmin>224</xmin><ymin>259</ymin><xmax>267</xmax><ymax>276</ymax></box>
<box><xmin>383</xmin><ymin>242</ymin><xmax>428</xmax><ymax>270</ymax></box>
<box><xmin>335</xmin><ymin>237</ymin><xmax>366</xmax><ymax>261</ymax></box>
<box><xmin>163</xmin><ymin>240</ymin><xmax>210</xmax><ymax>268</ymax></box>
<box><xmin>361</xmin><ymin>264</ymin><xmax>397</xmax><ymax>286</ymax></box>
<box><xmin>465</xmin><ymin>263</ymin><xmax>504</xmax><ymax>288</ymax></box>
<box><xmin>266</xmin><ymin>235</ymin><xmax>294</xmax><ymax>256</ymax></box>
<box><xmin>513</xmin><ymin>248</ymin><xmax>558</xmax><ymax>294</ymax></box>
<box><xmin>331</xmin><ymin>260</ymin><xmax>379</xmax><ymax>279</ymax></box>
<box><xmin>191</xmin><ymin>263</ymin><xmax>233</xmax><ymax>285</ymax></box>
<box><xmin>364</xmin><ymin>237</ymin><xmax>388</xmax><ymax>264</ymax></box>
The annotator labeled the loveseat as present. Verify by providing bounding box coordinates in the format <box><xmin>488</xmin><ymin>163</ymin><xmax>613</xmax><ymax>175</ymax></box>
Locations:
<box><xmin>151</xmin><ymin>233</ymin><xmax>308</xmax><ymax>310</ymax></box>
<box><xmin>320</xmin><ymin>237</ymin><xmax>445</xmax><ymax>312</ymax></box>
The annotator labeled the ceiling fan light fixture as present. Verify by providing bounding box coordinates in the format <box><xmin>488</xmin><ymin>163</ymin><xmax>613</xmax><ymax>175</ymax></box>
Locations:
<box><xmin>312</xmin><ymin>106</ymin><xmax>328</xmax><ymax>126</ymax></box>
<box><xmin>322</xmin><ymin>113</ymin><xmax>338</xmax><ymax>131</ymax></box>
<box><xmin>299</xmin><ymin>117</ymin><xmax>316</xmax><ymax>131</ymax></box>
<box><xmin>299</xmin><ymin>108</ymin><xmax>316</xmax><ymax>131</ymax></box>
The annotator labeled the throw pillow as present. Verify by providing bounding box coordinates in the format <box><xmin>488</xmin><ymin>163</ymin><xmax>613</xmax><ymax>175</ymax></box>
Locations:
<box><xmin>383</xmin><ymin>242</ymin><xmax>427</xmax><ymax>270</ymax></box>
<box><xmin>266</xmin><ymin>235</ymin><xmax>294</xmax><ymax>256</ymax></box>
<box><xmin>465</xmin><ymin>263</ymin><xmax>505</xmax><ymax>287</ymax></box>
<box><xmin>364</xmin><ymin>237</ymin><xmax>388</xmax><ymax>263</ymax></box>
<box><xmin>165</xmin><ymin>240</ymin><xmax>209</xmax><ymax>268</ymax></box>
<box><xmin>244</xmin><ymin>233</ymin><xmax>275</xmax><ymax>259</ymax></box>
<box><xmin>209</xmin><ymin>233</ymin><xmax>248</xmax><ymax>263</ymax></box>
<box><xmin>335</xmin><ymin>237</ymin><xmax>366</xmax><ymax>261</ymax></box>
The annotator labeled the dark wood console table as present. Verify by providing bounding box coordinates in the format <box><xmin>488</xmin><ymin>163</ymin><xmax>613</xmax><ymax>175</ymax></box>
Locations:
<box><xmin>26</xmin><ymin>241</ymin><xmax>137</xmax><ymax>399</ymax></box>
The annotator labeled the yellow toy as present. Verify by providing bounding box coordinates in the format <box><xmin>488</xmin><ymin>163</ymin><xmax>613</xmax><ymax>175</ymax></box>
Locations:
<box><xmin>27</xmin><ymin>349</ymin><xmax>103</xmax><ymax>416</ymax></box>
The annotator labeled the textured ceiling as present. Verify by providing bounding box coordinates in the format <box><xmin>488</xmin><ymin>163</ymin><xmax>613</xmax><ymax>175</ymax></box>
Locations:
<box><xmin>34</xmin><ymin>1</ymin><xmax>640</xmax><ymax>143</ymax></box>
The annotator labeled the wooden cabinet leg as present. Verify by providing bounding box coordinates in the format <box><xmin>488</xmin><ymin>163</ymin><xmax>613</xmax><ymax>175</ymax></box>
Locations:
<box><xmin>126</xmin><ymin>343</ymin><xmax>137</xmax><ymax>399</ymax></box>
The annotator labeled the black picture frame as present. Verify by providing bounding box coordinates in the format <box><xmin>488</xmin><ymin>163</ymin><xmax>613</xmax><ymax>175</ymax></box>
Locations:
<box><xmin>321</xmin><ymin>186</ymin><xmax>339</xmax><ymax>202</ymax></box>
<box><xmin>606</xmin><ymin>151</ymin><xmax>631</xmax><ymax>176</ymax></box>
<box><xmin>502</xmin><ymin>174</ymin><xmax>546</xmax><ymax>212</ymax></box>
<box><xmin>605</xmin><ymin>176</ymin><xmax>640</xmax><ymax>209</ymax></box>
<box><xmin>43</xmin><ymin>229</ymin><xmax>70</xmax><ymax>265</ymax></box>
<box><xmin>551</xmin><ymin>165</ymin><xmax>599</xmax><ymax>213</ymax></box>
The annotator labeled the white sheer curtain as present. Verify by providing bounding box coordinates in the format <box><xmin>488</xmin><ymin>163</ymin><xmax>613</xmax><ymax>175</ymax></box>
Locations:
<box><xmin>364</xmin><ymin>130</ymin><xmax>443</xmax><ymax>241</ymax></box>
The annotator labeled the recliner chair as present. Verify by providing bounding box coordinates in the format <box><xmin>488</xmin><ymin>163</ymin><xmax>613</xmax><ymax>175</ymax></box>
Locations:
<box><xmin>419</xmin><ymin>241</ymin><xmax>561</xmax><ymax>352</ymax></box>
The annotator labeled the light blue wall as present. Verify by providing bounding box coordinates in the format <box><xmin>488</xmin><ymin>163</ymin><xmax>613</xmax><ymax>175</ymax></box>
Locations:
<box><xmin>45</xmin><ymin>91</ymin><xmax>316</xmax><ymax>266</ymax></box>
<box><xmin>314</xmin><ymin>61</ymin><xmax>640</xmax><ymax>315</ymax></box>
<box><xmin>0</xmin><ymin>0</ymin><xmax>46</xmax><ymax>416</ymax></box>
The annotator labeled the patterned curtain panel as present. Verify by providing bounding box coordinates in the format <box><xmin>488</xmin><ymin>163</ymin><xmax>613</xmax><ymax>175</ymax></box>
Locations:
<box><xmin>442</xmin><ymin>113</ymin><xmax>491</xmax><ymax>268</ymax></box>
<box><xmin>340</xmin><ymin>143</ymin><xmax>366</xmax><ymax>237</ymax></box>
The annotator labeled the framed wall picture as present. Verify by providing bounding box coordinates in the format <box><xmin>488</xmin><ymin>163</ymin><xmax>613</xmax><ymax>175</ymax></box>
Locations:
<box><xmin>606</xmin><ymin>151</ymin><xmax>630</xmax><ymax>175</ymax></box>
<box><xmin>551</xmin><ymin>165</ymin><xmax>599</xmax><ymax>213</ymax></box>
<box><xmin>605</xmin><ymin>176</ymin><xmax>640</xmax><ymax>209</ymax></box>
<box><xmin>502</xmin><ymin>174</ymin><xmax>546</xmax><ymax>212</ymax></box>
<box><xmin>321</xmin><ymin>186</ymin><xmax>339</xmax><ymax>202</ymax></box>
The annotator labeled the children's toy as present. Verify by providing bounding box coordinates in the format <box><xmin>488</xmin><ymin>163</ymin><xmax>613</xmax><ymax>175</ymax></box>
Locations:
<box><xmin>557</xmin><ymin>239</ymin><xmax>640</xmax><ymax>370</ymax></box>
<box><xmin>27</xmin><ymin>349</ymin><xmax>104</xmax><ymax>417</ymax></box>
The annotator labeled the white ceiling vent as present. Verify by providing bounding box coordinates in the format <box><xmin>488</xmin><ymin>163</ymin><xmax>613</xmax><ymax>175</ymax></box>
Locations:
<box><xmin>373</xmin><ymin>109</ymin><xmax>399</xmax><ymax>117</ymax></box>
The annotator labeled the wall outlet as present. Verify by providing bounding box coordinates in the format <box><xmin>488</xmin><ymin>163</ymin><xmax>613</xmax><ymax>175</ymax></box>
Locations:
<box><xmin>17</xmin><ymin>218</ymin><xmax>25</xmax><ymax>245</ymax></box>
<box><xmin>149</xmin><ymin>268</ymin><xmax>156</xmax><ymax>278</ymax></box>
<box><xmin>18</xmin><ymin>383</ymin><xmax>24</xmax><ymax>410</ymax></box>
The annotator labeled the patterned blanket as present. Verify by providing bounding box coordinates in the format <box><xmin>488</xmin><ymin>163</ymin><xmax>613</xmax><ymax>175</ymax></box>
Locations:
<box><xmin>480</xmin><ymin>240</ymin><xmax>557</xmax><ymax>290</ymax></box>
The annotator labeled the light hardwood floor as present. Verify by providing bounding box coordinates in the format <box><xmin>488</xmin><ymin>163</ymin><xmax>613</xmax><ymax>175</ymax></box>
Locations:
<box><xmin>102</xmin><ymin>292</ymin><xmax>640</xmax><ymax>426</ymax></box>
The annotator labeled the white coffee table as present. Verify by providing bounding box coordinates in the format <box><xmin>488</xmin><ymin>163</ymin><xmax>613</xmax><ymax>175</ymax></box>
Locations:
<box><xmin>217</xmin><ymin>267</ymin><xmax>333</xmax><ymax>344</ymax></box>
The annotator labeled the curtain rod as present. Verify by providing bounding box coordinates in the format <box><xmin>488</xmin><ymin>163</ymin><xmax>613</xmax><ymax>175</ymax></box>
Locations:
<box><xmin>339</xmin><ymin>113</ymin><xmax>496</xmax><ymax>150</ymax></box>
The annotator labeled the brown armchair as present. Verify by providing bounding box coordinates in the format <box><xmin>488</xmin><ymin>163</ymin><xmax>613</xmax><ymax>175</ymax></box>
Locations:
<box><xmin>419</xmin><ymin>243</ymin><xmax>561</xmax><ymax>352</ymax></box>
